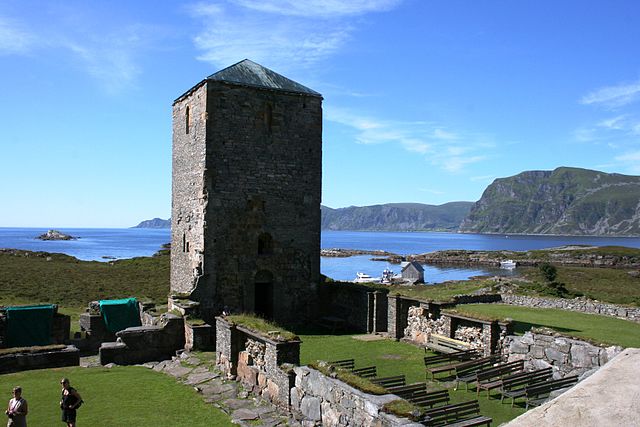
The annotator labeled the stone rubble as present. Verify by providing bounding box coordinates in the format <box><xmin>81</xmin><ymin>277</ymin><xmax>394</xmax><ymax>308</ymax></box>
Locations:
<box><xmin>454</xmin><ymin>326</ymin><xmax>484</xmax><ymax>350</ymax></box>
<box><xmin>403</xmin><ymin>306</ymin><xmax>447</xmax><ymax>345</ymax></box>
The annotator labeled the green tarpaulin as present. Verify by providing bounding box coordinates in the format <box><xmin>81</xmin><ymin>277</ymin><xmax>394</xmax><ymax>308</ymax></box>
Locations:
<box><xmin>6</xmin><ymin>304</ymin><xmax>55</xmax><ymax>347</ymax></box>
<box><xmin>99</xmin><ymin>298</ymin><xmax>141</xmax><ymax>333</ymax></box>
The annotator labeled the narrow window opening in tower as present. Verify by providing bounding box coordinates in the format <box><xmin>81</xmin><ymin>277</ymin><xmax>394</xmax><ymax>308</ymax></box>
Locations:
<box><xmin>186</xmin><ymin>241</ymin><xmax>190</xmax><ymax>252</ymax></box>
<box><xmin>182</xmin><ymin>233</ymin><xmax>187</xmax><ymax>252</ymax></box>
<box><xmin>264</xmin><ymin>103</ymin><xmax>273</xmax><ymax>134</ymax></box>
<box><xmin>185</xmin><ymin>106</ymin><xmax>190</xmax><ymax>134</ymax></box>
<box><xmin>258</xmin><ymin>233</ymin><xmax>273</xmax><ymax>255</ymax></box>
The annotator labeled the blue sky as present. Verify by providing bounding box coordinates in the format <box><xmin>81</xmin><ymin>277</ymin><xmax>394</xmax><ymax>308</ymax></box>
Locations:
<box><xmin>1</xmin><ymin>0</ymin><xmax>640</xmax><ymax>227</ymax></box>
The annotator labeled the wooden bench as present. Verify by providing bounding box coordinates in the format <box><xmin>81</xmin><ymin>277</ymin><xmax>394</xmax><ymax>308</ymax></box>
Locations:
<box><xmin>428</xmin><ymin>356</ymin><xmax>498</xmax><ymax>380</ymax></box>
<box><xmin>387</xmin><ymin>382</ymin><xmax>427</xmax><ymax>398</ymax></box>
<box><xmin>409</xmin><ymin>389</ymin><xmax>450</xmax><ymax>409</ymax></box>
<box><xmin>424</xmin><ymin>349</ymin><xmax>479</xmax><ymax>368</ymax></box>
<box><xmin>328</xmin><ymin>358</ymin><xmax>355</xmax><ymax>370</ymax></box>
<box><xmin>478</xmin><ymin>367</ymin><xmax>551</xmax><ymax>398</ymax></box>
<box><xmin>421</xmin><ymin>400</ymin><xmax>492</xmax><ymax>427</ymax></box>
<box><xmin>453</xmin><ymin>356</ymin><xmax>500</xmax><ymax>389</ymax></box>
<box><xmin>523</xmin><ymin>375</ymin><xmax>579</xmax><ymax>409</ymax></box>
<box><xmin>499</xmin><ymin>368</ymin><xmax>554</xmax><ymax>405</ymax></box>
<box><xmin>352</xmin><ymin>365</ymin><xmax>377</xmax><ymax>378</ymax></box>
<box><xmin>371</xmin><ymin>374</ymin><xmax>406</xmax><ymax>389</ymax></box>
<box><xmin>426</xmin><ymin>334</ymin><xmax>472</xmax><ymax>354</ymax></box>
<box><xmin>455</xmin><ymin>360</ymin><xmax>524</xmax><ymax>392</ymax></box>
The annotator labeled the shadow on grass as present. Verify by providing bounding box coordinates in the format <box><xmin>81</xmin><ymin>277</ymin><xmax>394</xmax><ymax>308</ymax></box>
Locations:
<box><xmin>292</xmin><ymin>324</ymin><xmax>363</xmax><ymax>336</ymax></box>
<box><xmin>512</xmin><ymin>321</ymin><xmax>580</xmax><ymax>335</ymax></box>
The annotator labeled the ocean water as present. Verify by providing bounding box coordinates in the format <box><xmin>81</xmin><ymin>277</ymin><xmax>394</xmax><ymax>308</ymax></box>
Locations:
<box><xmin>2</xmin><ymin>228</ymin><xmax>639</xmax><ymax>283</ymax></box>
<box><xmin>0</xmin><ymin>227</ymin><xmax>171</xmax><ymax>261</ymax></box>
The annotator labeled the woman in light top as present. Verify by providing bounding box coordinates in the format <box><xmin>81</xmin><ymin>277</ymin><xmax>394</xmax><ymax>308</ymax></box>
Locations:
<box><xmin>5</xmin><ymin>386</ymin><xmax>28</xmax><ymax>427</ymax></box>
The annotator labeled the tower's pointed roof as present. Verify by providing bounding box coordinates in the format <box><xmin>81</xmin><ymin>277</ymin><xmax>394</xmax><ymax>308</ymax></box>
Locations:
<box><xmin>207</xmin><ymin>59</ymin><xmax>321</xmax><ymax>96</ymax></box>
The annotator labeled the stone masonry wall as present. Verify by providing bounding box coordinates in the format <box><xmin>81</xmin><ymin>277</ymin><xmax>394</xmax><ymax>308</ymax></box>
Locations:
<box><xmin>403</xmin><ymin>307</ymin><xmax>511</xmax><ymax>356</ymax></box>
<box><xmin>171</xmin><ymin>82</ymin><xmax>208</xmax><ymax>299</ymax></box>
<box><xmin>500</xmin><ymin>294</ymin><xmax>640</xmax><ymax>322</ymax></box>
<box><xmin>503</xmin><ymin>329</ymin><xmax>622</xmax><ymax>379</ymax></box>
<box><xmin>403</xmin><ymin>306</ymin><xmax>447</xmax><ymax>345</ymax></box>
<box><xmin>172</xmin><ymin>76</ymin><xmax>323</xmax><ymax>327</ymax></box>
<box><xmin>290</xmin><ymin>366</ymin><xmax>422</xmax><ymax>427</ymax></box>
<box><xmin>319</xmin><ymin>284</ymin><xmax>388</xmax><ymax>333</ymax></box>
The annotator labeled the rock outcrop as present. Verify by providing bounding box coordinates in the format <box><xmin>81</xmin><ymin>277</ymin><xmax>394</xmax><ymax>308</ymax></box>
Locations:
<box><xmin>36</xmin><ymin>230</ymin><xmax>77</xmax><ymax>240</ymax></box>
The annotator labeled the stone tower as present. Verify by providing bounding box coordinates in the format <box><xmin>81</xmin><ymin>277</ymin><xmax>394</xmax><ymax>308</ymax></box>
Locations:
<box><xmin>170</xmin><ymin>60</ymin><xmax>323</xmax><ymax>326</ymax></box>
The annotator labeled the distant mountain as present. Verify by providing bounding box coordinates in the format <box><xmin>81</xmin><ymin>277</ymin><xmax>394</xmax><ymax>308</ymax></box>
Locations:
<box><xmin>321</xmin><ymin>202</ymin><xmax>474</xmax><ymax>231</ymax></box>
<box><xmin>459</xmin><ymin>167</ymin><xmax>640</xmax><ymax>236</ymax></box>
<box><xmin>133</xmin><ymin>218</ymin><xmax>171</xmax><ymax>229</ymax></box>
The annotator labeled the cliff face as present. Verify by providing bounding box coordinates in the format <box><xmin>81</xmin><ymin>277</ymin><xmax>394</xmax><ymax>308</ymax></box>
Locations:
<box><xmin>321</xmin><ymin>202</ymin><xmax>473</xmax><ymax>231</ymax></box>
<box><xmin>459</xmin><ymin>167</ymin><xmax>640</xmax><ymax>235</ymax></box>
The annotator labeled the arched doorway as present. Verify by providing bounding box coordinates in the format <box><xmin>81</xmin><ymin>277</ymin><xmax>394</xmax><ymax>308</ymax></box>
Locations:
<box><xmin>254</xmin><ymin>270</ymin><xmax>274</xmax><ymax>319</ymax></box>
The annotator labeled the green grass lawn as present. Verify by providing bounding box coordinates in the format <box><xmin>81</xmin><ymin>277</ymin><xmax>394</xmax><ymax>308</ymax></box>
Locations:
<box><xmin>0</xmin><ymin>366</ymin><xmax>233</xmax><ymax>427</ymax></box>
<box><xmin>449</xmin><ymin>304</ymin><xmax>640</xmax><ymax>347</ymax></box>
<box><xmin>299</xmin><ymin>333</ymin><xmax>525</xmax><ymax>425</ymax></box>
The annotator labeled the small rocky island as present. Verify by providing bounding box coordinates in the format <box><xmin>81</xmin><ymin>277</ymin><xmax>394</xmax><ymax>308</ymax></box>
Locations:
<box><xmin>36</xmin><ymin>230</ymin><xmax>77</xmax><ymax>241</ymax></box>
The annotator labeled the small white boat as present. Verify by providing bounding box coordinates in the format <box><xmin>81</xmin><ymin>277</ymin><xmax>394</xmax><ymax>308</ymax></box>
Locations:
<box><xmin>381</xmin><ymin>268</ymin><xmax>394</xmax><ymax>284</ymax></box>
<box><xmin>500</xmin><ymin>259</ymin><xmax>517</xmax><ymax>269</ymax></box>
<box><xmin>354</xmin><ymin>272</ymin><xmax>379</xmax><ymax>283</ymax></box>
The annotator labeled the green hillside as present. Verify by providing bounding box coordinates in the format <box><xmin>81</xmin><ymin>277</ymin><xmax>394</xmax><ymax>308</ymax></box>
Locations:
<box><xmin>459</xmin><ymin>167</ymin><xmax>640</xmax><ymax>235</ymax></box>
<box><xmin>321</xmin><ymin>202</ymin><xmax>473</xmax><ymax>231</ymax></box>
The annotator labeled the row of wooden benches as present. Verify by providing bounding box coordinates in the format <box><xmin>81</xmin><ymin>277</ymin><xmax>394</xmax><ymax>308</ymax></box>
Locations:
<box><xmin>329</xmin><ymin>359</ymin><xmax>492</xmax><ymax>427</ymax></box>
<box><xmin>422</xmin><ymin>351</ymin><xmax>579</xmax><ymax>408</ymax></box>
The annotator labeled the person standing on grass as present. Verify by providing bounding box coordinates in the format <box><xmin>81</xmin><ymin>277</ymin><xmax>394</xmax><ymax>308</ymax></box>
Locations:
<box><xmin>5</xmin><ymin>386</ymin><xmax>28</xmax><ymax>427</ymax></box>
<box><xmin>60</xmin><ymin>378</ymin><xmax>82</xmax><ymax>427</ymax></box>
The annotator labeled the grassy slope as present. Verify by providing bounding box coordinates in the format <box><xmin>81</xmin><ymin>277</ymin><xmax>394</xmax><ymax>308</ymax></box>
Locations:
<box><xmin>450</xmin><ymin>304</ymin><xmax>640</xmax><ymax>347</ymax></box>
<box><xmin>299</xmin><ymin>334</ymin><xmax>525</xmax><ymax>424</ymax></box>
<box><xmin>0</xmin><ymin>366</ymin><xmax>233</xmax><ymax>427</ymax></box>
<box><xmin>520</xmin><ymin>265</ymin><xmax>640</xmax><ymax>305</ymax></box>
<box><xmin>0</xmin><ymin>250</ymin><xmax>170</xmax><ymax>309</ymax></box>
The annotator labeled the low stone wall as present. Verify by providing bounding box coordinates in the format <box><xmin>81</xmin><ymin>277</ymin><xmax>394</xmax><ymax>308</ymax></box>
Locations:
<box><xmin>99</xmin><ymin>313</ymin><xmax>184</xmax><ymax>365</ymax></box>
<box><xmin>500</xmin><ymin>294</ymin><xmax>640</xmax><ymax>322</ymax></box>
<box><xmin>503</xmin><ymin>329</ymin><xmax>623</xmax><ymax>379</ymax></box>
<box><xmin>290</xmin><ymin>366</ymin><xmax>422</xmax><ymax>426</ymax></box>
<box><xmin>0</xmin><ymin>345</ymin><xmax>80</xmax><ymax>374</ymax></box>
<box><xmin>216</xmin><ymin>317</ymin><xmax>299</xmax><ymax>409</ymax></box>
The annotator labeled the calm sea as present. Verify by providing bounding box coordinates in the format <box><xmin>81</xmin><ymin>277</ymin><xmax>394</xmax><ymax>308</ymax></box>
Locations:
<box><xmin>2</xmin><ymin>228</ymin><xmax>639</xmax><ymax>283</ymax></box>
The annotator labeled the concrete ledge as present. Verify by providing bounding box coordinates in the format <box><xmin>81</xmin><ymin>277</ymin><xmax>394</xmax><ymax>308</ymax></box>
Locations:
<box><xmin>505</xmin><ymin>348</ymin><xmax>640</xmax><ymax>426</ymax></box>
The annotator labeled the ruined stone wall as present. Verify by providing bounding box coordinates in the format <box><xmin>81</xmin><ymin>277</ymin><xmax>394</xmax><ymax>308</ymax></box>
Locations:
<box><xmin>290</xmin><ymin>366</ymin><xmax>422</xmax><ymax>427</ymax></box>
<box><xmin>403</xmin><ymin>306</ymin><xmax>447</xmax><ymax>345</ymax></box>
<box><xmin>501</xmin><ymin>294</ymin><xmax>640</xmax><ymax>322</ymax></box>
<box><xmin>403</xmin><ymin>307</ymin><xmax>511</xmax><ymax>356</ymax></box>
<box><xmin>216</xmin><ymin>318</ymin><xmax>298</xmax><ymax>408</ymax></box>
<box><xmin>171</xmin><ymin>83</ymin><xmax>208</xmax><ymax>298</ymax></box>
<box><xmin>318</xmin><ymin>283</ymin><xmax>387</xmax><ymax>332</ymax></box>
<box><xmin>503</xmin><ymin>329</ymin><xmax>622</xmax><ymax>379</ymax></box>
